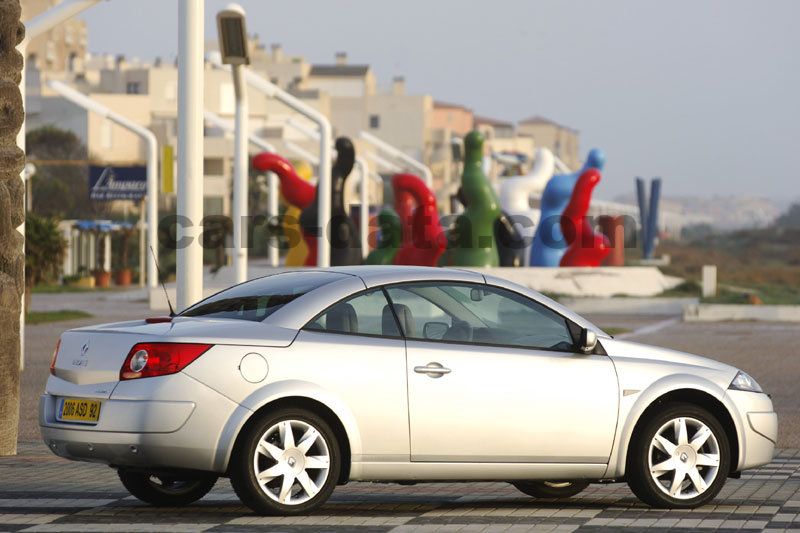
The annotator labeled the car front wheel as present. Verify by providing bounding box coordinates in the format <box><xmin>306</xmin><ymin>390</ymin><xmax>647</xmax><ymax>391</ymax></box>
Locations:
<box><xmin>627</xmin><ymin>402</ymin><xmax>730</xmax><ymax>508</ymax></box>
<box><xmin>229</xmin><ymin>407</ymin><xmax>341</xmax><ymax>515</ymax></box>
<box><xmin>118</xmin><ymin>470</ymin><xmax>217</xmax><ymax>506</ymax></box>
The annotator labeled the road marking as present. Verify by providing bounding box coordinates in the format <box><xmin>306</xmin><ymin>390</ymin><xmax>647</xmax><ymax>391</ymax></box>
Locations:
<box><xmin>616</xmin><ymin>317</ymin><xmax>681</xmax><ymax>340</ymax></box>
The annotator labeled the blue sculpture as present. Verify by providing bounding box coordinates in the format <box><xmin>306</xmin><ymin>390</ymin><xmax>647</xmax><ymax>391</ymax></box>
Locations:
<box><xmin>636</xmin><ymin>177</ymin><xmax>662</xmax><ymax>260</ymax></box>
<box><xmin>529</xmin><ymin>148</ymin><xmax>606</xmax><ymax>267</ymax></box>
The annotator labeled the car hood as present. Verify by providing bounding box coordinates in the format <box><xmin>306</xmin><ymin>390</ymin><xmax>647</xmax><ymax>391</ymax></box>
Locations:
<box><xmin>602</xmin><ymin>337</ymin><xmax>738</xmax><ymax>375</ymax></box>
<box><xmin>70</xmin><ymin>316</ymin><xmax>298</xmax><ymax>347</ymax></box>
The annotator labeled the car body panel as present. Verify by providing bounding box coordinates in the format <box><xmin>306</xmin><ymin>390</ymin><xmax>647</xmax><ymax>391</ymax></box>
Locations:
<box><xmin>184</xmin><ymin>329</ymin><xmax>410</xmax><ymax>469</ymax></box>
<box><xmin>41</xmin><ymin>372</ymin><xmax>240</xmax><ymax>472</ymax></box>
<box><xmin>265</xmin><ymin>274</ymin><xmax>366</xmax><ymax>330</ymax></box>
<box><xmin>40</xmin><ymin>266</ymin><xmax>777</xmax><ymax>486</ymax></box>
<box><xmin>405</xmin><ymin>339</ymin><xmax>619</xmax><ymax>463</ymax></box>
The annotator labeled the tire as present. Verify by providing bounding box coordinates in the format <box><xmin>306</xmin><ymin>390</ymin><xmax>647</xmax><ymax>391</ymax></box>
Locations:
<box><xmin>512</xmin><ymin>480</ymin><xmax>589</xmax><ymax>499</ymax></box>
<box><xmin>627</xmin><ymin>402</ymin><xmax>730</xmax><ymax>509</ymax></box>
<box><xmin>229</xmin><ymin>407</ymin><xmax>341</xmax><ymax>515</ymax></box>
<box><xmin>118</xmin><ymin>469</ymin><xmax>217</xmax><ymax>506</ymax></box>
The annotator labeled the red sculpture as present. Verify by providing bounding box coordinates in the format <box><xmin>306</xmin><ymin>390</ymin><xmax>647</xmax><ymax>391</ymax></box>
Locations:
<box><xmin>559</xmin><ymin>169</ymin><xmax>611</xmax><ymax>267</ymax></box>
<box><xmin>391</xmin><ymin>173</ymin><xmax>445</xmax><ymax>266</ymax></box>
<box><xmin>252</xmin><ymin>152</ymin><xmax>317</xmax><ymax>265</ymax></box>
<box><xmin>252</xmin><ymin>152</ymin><xmax>315</xmax><ymax>209</ymax></box>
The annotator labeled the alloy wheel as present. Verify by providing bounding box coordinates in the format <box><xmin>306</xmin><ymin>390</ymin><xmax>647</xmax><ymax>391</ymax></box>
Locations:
<box><xmin>648</xmin><ymin>416</ymin><xmax>721</xmax><ymax>500</ymax></box>
<box><xmin>252</xmin><ymin>419</ymin><xmax>331</xmax><ymax>505</ymax></box>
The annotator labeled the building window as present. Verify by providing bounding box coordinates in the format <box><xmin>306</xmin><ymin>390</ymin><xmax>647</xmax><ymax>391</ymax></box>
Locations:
<box><xmin>369</xmin><ymin>114</ymin><xmax>380</xmax><ymax>129</ymax></box>
<box><xmin>126</xmin><ymin>81</ymin><xmax>140</xmax><ymax>94</ymax></box>
<box><xmin>203</xmin><ymin>157</ymin><xmax>225</xmax><ymax>176</ymax></box>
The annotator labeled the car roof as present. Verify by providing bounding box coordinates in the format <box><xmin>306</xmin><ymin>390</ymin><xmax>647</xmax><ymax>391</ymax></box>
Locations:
<box><xmin>264</xmin><ymin>266</ymin><xmax>605</xmax><ymax>336</ymax></box>
<box><xmin>318</xmin><ymin>265</ymin><xmax>486</xmax><ymax>287</ymax></box>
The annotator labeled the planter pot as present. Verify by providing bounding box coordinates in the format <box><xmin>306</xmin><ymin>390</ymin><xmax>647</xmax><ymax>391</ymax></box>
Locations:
<box><xmin>68</xmin><ymin>276</ymin><xmax>95</xmax><ymax>289</ymax></box>
<box><xmin>94</xmin><ymin>271</ymin><xmax>111</xmax><ymax>288</ymax></box>
<box><xmin>114</xmin><ymin>268</ymin><xmax>132</xmax><ymax>286</ymax></box>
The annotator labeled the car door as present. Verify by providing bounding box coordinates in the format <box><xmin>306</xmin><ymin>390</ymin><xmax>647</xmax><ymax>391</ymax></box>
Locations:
<box><xmin>297</xmin><ymin>288</ymin><xmax>410</xmax><ymax>461</ymax></box>
<box><xmin>384</xmin><ymin>282</ymin><xmax>619</xmax><ymax>464</ymax></box>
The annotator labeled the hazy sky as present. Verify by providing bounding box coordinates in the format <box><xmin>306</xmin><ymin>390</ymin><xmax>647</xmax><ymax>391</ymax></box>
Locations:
<box><xmin>78</xmin><ymin>0</ymin><xmax>799</xmax><ymax>203</ymax></box>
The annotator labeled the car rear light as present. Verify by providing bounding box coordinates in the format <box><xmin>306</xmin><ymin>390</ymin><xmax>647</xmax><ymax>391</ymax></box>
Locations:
<box><xmin>145</xmin><ymin>317</ymin><xmax>173</xmax><ymax>324</ymax></box>
<box><xmin>120</xmin><ymin>343</ymin><xmax>213</xmax><ymax>381</ymax></box>
<box><xmin>50</xmin><ymin>337</ymin><xmax>61</xmax><ymax>376</ymax></box>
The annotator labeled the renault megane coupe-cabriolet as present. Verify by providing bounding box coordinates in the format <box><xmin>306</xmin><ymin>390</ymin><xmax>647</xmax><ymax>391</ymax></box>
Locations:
<box><xmin>41</xmin><ymin>266</ymin><xmax>776</xmax><ymax>515</ymax></box>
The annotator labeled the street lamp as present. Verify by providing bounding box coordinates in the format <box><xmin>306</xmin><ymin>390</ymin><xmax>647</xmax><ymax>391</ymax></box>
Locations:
<box><xmin>206</xmin><ymin>52</ymin><xmax>334</xmax><ymax>267</ymax></box>
<box><xmin>203</xmin><ymin>110</ymin><xmax>280</xmax><ymax>268</ymax></box>
<box><xmin>217</xmin><ymin>3</ymin><xmax>251</xmax><ymax>283</ymax></box>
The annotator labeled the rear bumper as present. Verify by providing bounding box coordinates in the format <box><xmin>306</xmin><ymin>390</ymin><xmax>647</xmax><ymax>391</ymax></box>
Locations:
<box><xmin>726</xmin><ymin>390</ymin><xmax>777</xmax><ymax>471</ymax></box>
<box><xmin>39</xmin><ymin>373</ymin><xmax>241</xmax><ymax>473</ymax></box>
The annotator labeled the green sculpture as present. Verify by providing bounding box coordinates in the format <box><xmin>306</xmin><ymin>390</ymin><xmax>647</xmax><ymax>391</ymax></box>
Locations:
<box><xmin>365</xmin><ymin>207</ymin><xmax>402</xmax><ymax>265</ymax></box>
<box><xmin>439</xmin><ymin>130</ymin><xmax>501</xmax><ymax>267</ymax></box>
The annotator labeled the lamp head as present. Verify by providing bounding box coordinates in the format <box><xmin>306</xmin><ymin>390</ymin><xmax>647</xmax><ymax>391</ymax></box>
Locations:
<box><xmin>216</xmin><ymin>4</ymin><xmax>249</xmax><ymax>65</ymax></box>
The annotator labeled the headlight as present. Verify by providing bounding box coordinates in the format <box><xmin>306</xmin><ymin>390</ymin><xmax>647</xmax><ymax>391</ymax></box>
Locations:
<box><xmin>729</xmin><ymin>370</ymin><xmax>763</xmax><ymax>393</ymax></box>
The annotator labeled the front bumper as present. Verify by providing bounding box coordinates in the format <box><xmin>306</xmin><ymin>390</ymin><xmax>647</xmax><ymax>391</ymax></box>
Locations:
<box><xmin>40</xmin><ymin>373</ymin><xmax>241</xmax><ymax>473</ymax></box>
<box><xmin>726</xmin><ymin>390</ymin><xmax>777</xmax><ymax>471</ymax></box>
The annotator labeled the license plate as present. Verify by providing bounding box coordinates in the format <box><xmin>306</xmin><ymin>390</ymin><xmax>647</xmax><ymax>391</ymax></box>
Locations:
<box><xmin>57</xmin><ymin>398</ymin><xmax>101</xmax><ymax>424</ymax></box>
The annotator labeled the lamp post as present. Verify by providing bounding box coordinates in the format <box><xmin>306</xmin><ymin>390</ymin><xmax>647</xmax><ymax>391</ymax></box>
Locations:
<box><xmin>203</xmin><ymin>110</ymin><xmax>280</xmax><ymax>267</ymax></box>
<box><xmin>216</xmin><ymin>3</ymin><xmax>251</xmax><ymax>282</ymax></box>
<box><xmin>47</xmin><ymin>81</ymin><xmax>158</xmax><ymax>294</ymax></box>
<box><xmin>206</xmin><ymin>52</ymin><xmax>333</xmax><ymax>267</ymax></box>
<box><xmin>177</xmin><ymin>0</ymin><xmax>204</xmax><ymax>310</ymax></box>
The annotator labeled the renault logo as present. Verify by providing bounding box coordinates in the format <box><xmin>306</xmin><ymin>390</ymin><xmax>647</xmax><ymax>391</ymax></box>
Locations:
<box><xmin>81</xmin><ymin>341</ymin><xmax>90</xmax><ymax>357</ymax></box>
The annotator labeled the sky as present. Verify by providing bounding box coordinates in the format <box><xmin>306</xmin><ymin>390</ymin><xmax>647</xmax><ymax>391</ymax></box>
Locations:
<box><xmin>78</xmin><ymin>0</ymin><xmax>800</xmax><ymax>203</ymax></box>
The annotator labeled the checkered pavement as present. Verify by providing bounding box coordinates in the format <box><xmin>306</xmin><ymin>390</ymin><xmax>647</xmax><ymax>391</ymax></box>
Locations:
<box><xmin>1</xmin><ymin>444</ymin><xmax>799</xmax><ymax>532</ymax></box>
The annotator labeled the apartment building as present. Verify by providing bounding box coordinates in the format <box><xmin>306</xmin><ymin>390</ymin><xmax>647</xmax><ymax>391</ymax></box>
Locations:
<box><xmin>518</xmin><ymin>115</ymin><xmax>580</xmax><ymax>171</ymax></box>
<box><xmin>22</xmin><ymin>0</ymin><xmax>88</xmax><ymax>72</ymax></box>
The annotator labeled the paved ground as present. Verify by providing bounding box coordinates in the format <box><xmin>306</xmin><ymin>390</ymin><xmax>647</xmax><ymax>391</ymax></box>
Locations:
<box><xmin>8</xmin><ymin>290</ymin><xmax>800</xmax><ymax>531</ymax></box>
<box><xmin>1</xmin><ymin>442</ymin><xmax>800</xmax><ymax>532</ymax></box>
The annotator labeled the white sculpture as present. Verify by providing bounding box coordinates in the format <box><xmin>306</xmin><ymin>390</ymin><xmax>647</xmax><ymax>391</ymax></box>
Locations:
<box><xmin>498</xmin><ymin>148</ymin><xmax>556</xmax><ymax>265</ymax></box>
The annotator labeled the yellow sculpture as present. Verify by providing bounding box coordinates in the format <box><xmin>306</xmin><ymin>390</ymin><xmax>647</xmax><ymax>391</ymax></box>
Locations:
<box><xmin>284</xmin><ymin>160</ymin><xmax>314</xmax><ymax>266</ymax></box>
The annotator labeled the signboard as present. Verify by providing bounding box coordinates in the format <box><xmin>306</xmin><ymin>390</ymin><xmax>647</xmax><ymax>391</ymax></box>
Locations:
<box><xmin>162</xmin><ymin>145</ymin><xmax>174</xmax><ymax>194</ymax></box>
<box><xmin>88</xmin><ymin>165</ymin><xmax>146</xmax><ymax>201</ymax></box>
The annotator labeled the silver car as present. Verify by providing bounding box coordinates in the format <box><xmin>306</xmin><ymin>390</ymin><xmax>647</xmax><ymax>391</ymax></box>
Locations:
<box><xmin>41</xmin><ymin>266</ymin><xmax>777</xmax><ymax>515</ymax></box>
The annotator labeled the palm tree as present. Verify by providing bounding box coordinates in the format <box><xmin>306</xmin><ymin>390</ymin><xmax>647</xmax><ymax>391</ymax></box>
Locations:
<box><xmin>24</xmin><ymin>213</ymin><xmax>66</xmax><ymax>307</ymax></box>
<box><xmin>0</xmin><ymin>0</ymin><xmax>25</xmax><ymax>456</ymax></box>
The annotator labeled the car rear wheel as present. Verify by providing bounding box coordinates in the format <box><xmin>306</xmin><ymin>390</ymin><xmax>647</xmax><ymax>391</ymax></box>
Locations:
<box><xmin>512</xmin><ymin>480</ymin><xmax>589</xmax><ymax>499</ymax></box>
<box><xmin>118</xmin><ymin>469</ymin><xmax>217</xmax><ymax>506</ymax></box>
<box><xmin>627</xmin><ymin>402</ymin><xmax>730</xmax><ymax>508</ymax></box>
<box><xmin>229</xmin><ymin>407</ymin><xmax>341</xmax><ymax>515</ymax></box>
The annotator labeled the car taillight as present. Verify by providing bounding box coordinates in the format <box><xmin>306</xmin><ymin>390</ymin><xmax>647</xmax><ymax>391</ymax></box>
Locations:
<box><xmin>120</xmin><ymin>343</ymin><xmax>212</xmax><ymax>381</ymax></box>
<box><xmin>50</xmin><ymin>337</ymin><xmax>61</xmax><ymax>376</ymax></box>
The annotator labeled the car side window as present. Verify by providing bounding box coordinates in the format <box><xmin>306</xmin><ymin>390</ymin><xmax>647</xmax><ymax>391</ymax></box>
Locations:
<box><xmin>305</xmin><ymin>289</ymin><xmax>401</xmax><ymax>338</ymax></box>
<box><xmin>385</xmin><ymin>282</ymin><xmax>576</xmax><ymax>352</ymax></box>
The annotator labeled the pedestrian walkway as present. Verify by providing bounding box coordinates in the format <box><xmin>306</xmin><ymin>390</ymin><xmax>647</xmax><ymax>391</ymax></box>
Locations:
<box><xmin>1</xmin><ymin>443</ymin><xmax>799</xmax><ymax>532</ymax></box>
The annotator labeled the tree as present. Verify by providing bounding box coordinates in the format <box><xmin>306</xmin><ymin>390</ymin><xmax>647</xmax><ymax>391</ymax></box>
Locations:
<box><xmin>0</xmin><ymin>0</ymin><xmax>25</xmax><ymax>456</ymax></box>
<box><xmin>775</xmin><ymin>203</ymin><xmax>800</xmax><ymax>230</ymax></box>
<box><xmin>24</xmin><ymin>213</ymin><xmax>65</xmax><ymax>307</ymax></box>
<box><xmin>26</xmin><ymin>126</ymin><xmax>109</xmax><ymax>219</ymax></box>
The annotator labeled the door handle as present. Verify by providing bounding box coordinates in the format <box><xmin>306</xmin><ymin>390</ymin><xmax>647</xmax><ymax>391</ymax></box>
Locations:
<box><xmin>413</xmin><ymin>362</ymin><xmax>451</xmax><ymax>378</ymax></box>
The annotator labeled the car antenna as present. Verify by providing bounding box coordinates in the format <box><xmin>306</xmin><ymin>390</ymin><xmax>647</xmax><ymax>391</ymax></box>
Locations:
<box><xmin>150</xmin><ymin>245</ymin><xmax>176</xmax><ymax>317</ymax></box>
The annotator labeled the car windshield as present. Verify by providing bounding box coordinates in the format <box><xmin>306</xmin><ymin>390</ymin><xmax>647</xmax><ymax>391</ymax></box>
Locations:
<box><xmin>179</xmin><ymin>271</ymin><xmax>348</xmax><ymax>322</ymax></box>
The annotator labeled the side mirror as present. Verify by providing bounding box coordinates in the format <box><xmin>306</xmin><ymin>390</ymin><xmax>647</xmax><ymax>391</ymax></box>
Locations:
<box><xmin>424</xmin><ymin>321</ymin><xmax>449</xmax><ymax>340</ymax></box>
<box><xmin>579</xmin><ymin>328</ymin><xmax>598</xmax><ymax>354</ymax></box>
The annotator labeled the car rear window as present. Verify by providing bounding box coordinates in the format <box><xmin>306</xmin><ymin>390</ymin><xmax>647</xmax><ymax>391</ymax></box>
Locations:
<box><xmin>179</xmin><ymin>271</ymin><xmax>348</xmax><ymax>322</ymax></box>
